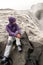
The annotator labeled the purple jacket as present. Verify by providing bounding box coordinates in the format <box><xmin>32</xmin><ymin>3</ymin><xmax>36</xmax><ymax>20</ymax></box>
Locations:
<box><xmin>6</xmin><ymin>23</ymin><xmax>21</xmax><ymax>36</ymax></box>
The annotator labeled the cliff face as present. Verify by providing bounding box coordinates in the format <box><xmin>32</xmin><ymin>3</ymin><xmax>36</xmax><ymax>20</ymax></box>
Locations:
<box><xmin>0</xmin><ymin>3</ymin><xmax>43</xmax><ymax>64</ymax></box>
<box><xmin>0</xmin><ymin>9</ymin><xmax>43</xmax><ymax>44</ymax></box>
<box><xmin>31</xmin><ymin>3</ymin><xmax>43</xmax><ymax>31</ymax></box>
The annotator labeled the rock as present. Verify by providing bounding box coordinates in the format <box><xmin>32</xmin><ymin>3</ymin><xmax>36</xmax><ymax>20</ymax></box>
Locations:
<box><xmin>30</xmin><ymin>3</ymin><xmax>43</xmax><ymax>44</ymax></box>
<box><xmin>31</xmin><ymin>3</ymin><xmax>43</xmax><ymax>31</ymax></box>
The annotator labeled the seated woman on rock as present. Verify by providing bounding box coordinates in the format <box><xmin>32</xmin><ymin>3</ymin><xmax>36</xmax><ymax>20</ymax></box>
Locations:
<box><xmin>1</xmin><ymin>17</ymin><xmax>22</xmax><ymax>64</ymax></box>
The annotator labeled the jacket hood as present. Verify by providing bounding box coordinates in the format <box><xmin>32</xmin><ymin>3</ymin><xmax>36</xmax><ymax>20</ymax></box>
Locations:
<box><xmin>9</xmin><ymin>17</ymin><xmax>16</xmax><ymax>23</ymax></box>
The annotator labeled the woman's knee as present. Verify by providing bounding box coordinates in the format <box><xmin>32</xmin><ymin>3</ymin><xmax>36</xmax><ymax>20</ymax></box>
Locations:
<box><xmin>7</xmin><ymin>36</ymin><xmax>13</xmax><ymax>45</ymax></box>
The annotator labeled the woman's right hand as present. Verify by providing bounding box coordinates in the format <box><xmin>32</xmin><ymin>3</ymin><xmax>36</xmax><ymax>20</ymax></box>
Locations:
<box><xmin>16</xmin><ymin>34</ymin><xmax>21</xmax><ymax>38</ymax></box>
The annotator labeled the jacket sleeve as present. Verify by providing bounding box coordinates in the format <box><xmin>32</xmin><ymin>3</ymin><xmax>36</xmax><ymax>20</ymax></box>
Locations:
<box><xmin>6</xmin><ymin>25</ymin><xmax>18</xmax><ymax>36</ymax></box>
<box><xmin>17</xmin><ymin>24</ymin><xmax>22</xmax><ymax>34</ymax></box>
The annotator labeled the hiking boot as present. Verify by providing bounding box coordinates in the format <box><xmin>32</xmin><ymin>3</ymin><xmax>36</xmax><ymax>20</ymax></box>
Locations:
<box><xmin>1</xmin><ymin>56</ymin><xmax>8</xmax><ymax>64</ymax></box>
